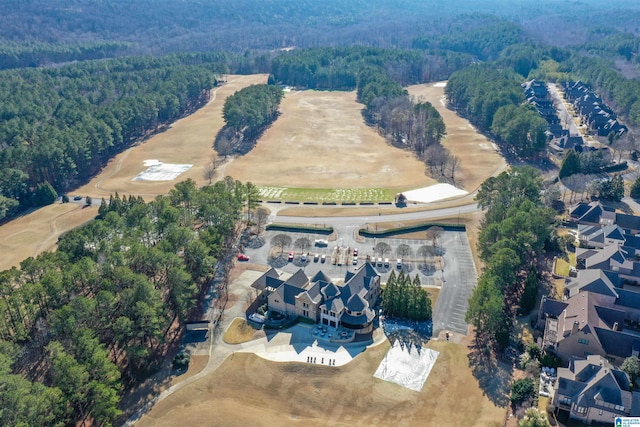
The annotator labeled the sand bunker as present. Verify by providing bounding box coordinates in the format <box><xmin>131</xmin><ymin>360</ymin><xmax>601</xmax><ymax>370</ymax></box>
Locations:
<box><xmin>133</xmin><ymin>160</ymin><xmax>192</xmax><ymax>181</ymax></box>
<box><xmin>374</xmin><ymin>340</ymin><xmax>439</xmax><ymax>392</ymax></box>
<box><xmin>402</xmin><ymin>183</ymin><xmax>468</xmax><ymax>203</ymax></box>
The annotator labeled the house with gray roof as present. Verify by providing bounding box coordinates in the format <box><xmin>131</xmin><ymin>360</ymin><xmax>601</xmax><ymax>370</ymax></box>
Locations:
<box><xmin>553</xmin><ymin>355</ymin><xmax>640</xmax><ymax>424</ymax></box>
<box><xmin>260</xmin><ymin>262</ymin><xmax>381</xmax><ymax>334</ymax></box>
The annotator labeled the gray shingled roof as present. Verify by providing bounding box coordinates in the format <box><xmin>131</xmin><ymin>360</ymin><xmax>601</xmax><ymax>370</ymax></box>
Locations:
<box><xmin>595</xmin><ymin>328</ymin><xmax>640</xmax><ymax>359</ymax></box>
<box><xmin>285</xmin><ymin>269</ymin><xmax>309</xmax><ymax>289</ymax></box>
<box><xmin>616</xmin><ymin>288</ymin><xmax>640</xmax><ymax>310</ymax></box>
<box><xmin>557</xmin><ymin>355</ymin><xmax>637</xmax><ymax>415</ymax></box>
<box><xmin>252</xmin><ymin>267</ymin><xmax>282</xmax><ymax>291</ymax></box>
<box><xmin>346</xmin><ymin>293</ymin><xmax>368</xmax><ymax>312</ymax></box>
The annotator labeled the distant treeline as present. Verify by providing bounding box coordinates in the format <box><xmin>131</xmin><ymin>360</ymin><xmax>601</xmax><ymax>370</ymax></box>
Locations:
<box><xmin>0</xmin><ymin>40</ymin><xmax>132</xmax><ymax>70</ymax></box>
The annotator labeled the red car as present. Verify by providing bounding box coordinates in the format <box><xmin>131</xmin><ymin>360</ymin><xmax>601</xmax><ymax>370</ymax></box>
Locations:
<box><xmin>237</xmin><ymin>254</ymin><xmax>250</xmax><ymax>261</ymax></box>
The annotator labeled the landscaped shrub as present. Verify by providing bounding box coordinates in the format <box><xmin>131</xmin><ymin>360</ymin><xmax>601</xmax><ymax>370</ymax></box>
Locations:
<box><xmin>511</xmin><ymin>378</ymin><xmax>535</xmax><ymax>404</ymax></box>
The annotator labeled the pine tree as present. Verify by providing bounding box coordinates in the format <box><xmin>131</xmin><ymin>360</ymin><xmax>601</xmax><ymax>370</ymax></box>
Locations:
<box><xmin>559</xmin><ymin>149</ymin><xmax>580</xmax><ymax>179</ymax></box>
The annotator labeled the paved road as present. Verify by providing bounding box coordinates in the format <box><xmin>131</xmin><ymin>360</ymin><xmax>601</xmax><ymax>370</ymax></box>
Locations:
<box><xmin>547</xmin><ymin>83</ymin><xmax>582</xmax><ymax>137</ymax></box>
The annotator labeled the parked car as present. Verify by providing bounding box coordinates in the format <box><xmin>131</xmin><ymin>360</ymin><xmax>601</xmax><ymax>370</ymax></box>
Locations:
<box><xmin>352</xmin><ymin>256</ymin><xmax>358</xmax><ymax>265</ymax></box>
<box><xmin>301</xmin><ymin>253</ymin><xmax>308</xmax><ymax>262</ymax></box>
<box><xmin>314</xmin><ymin>239</ymin><xmax>328</xmax><ymax>247</ymax></box>
<box><xmin>288</xmin><ymin>252</ymin><xmax>294</xmax><ymax>262</ymax></box>
<box><xmin>314</xmin><ymin>253</ymin><xmax>319</xmax><ymax>262</ymax></box>
<box><xmin>384</xmin><ymin>258</ymin><xmax>390</xmax><ymax>268</ymax></box>
<box><xmin>237</xmin><ymin>253</ymin><xmax>250</xmax><ymax>261</ymax></box>
<box><xmin>377</xmin><ymin>257</ymin><xmax>383</xmax><ymax>266</ymax></box>
<box><xmin>353</xmin><ymin>248</ymin><xmax>358</xmax><ymax>256</ymax></box>
<box><xmin>321</xmin><ymin>254</ymin><xmax>326</xmax><ymax>263</ymax></box>
<box><xmin>248</xmin><ymin>313</ymin><xmax>265</xmax><ymax>324</ymax></box>
<box><xmin>396</xmin><ymin>259</ymin><xmax>402</xmax><ymax>269</ymax></box>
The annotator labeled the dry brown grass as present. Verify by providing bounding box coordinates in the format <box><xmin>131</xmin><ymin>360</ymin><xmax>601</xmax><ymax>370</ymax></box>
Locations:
<box><xmin>136</xmin><ymin>339</ymin><xmax>505</xmax><ymax>427</ymax></box>
<box><xmin>75</xmin><ymin>74</ymin><xmax>269</xmax><ymax>201</ymax></box>
<box><xmin>0</xmin><ymin>203</ymin><xmax>97</xmax><ymax>270</ymax></box>
<box><xmin>223</xmin><ymin>318</ymin><xmax>261</xmax><ymax>344</ymax></box>
<box><xmin>225</xmin><ymin>89</ymin><xmax>434</xmax><ymax>190</ymax></box>
<box><xmin>427</xmin><ymin>287</ymin><xmax>440</xmax><ymax>307</ymax></box>
<box><xmin>407</xmin><ymin>82</ymin><xmax>507</xmax><ymax>192</ymax></box>
<box><xmin>169</xmin><ymin>356</ymin><xmax>208</xmax><ymax>387</ymax></box>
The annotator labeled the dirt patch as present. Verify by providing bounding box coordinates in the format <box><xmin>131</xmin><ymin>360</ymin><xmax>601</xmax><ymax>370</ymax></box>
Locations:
<box><xmin>224</xmin><ymin>90</ymin><xmax>434</xmax><ymax>191</ymax></box>
<box><xmin>0</xmin><ymin>203</ymin><xmax>97</xmax><ymax>270</ymax></box>
<box><xmin>136</xmin><ymin>339</ymin><xmax>505</xmax><ymax>427</ymax></box>
<box><xmin>407</xmin><ymin>82</ymin><xmax>507</xmax><ymax>193</ymax></box>
<box><xmin>75</xmin><ymin>74</ymin><xmax>269</xmax><ymax>201</ymax></box>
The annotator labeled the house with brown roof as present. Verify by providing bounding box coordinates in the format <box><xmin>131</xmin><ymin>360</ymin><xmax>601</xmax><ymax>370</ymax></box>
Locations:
<box><xmin>253</xmin><ymin>262</ymin><xmax>381</xmax><ymax>334</ymax></box>
<box><xmin>553</xmin><ymin>355</ymin><xmax>640</xmax><ymax>424</ymax></box>
<box><xmin>539</xmin><ymin>291</ymin><xmax>640</xmax><ymax>366</ymax></box>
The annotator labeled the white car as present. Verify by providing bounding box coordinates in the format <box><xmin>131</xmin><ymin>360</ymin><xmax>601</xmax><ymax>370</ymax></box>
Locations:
<box><xmin>352</xmin><ymin>256</ymin><xmax>358</xmax><ymax>265</ymax></box>
<box><xmin>248</xmin><ymin>313</ymin><xmax>265</xmax><ymax>324</ymax></box>
<box><xmin>396</xmin><ymin>259</ymin><xmax>402</xmax><ymax>269</ymax></box>
<box><xmin>384</xmin><ymin>258</ymin><xmax>390</xmax><ymax>268</ymax></box>
<box><xmin>377</xmin><ymin>257</ymin><xmax>383</xmax><ymax>266</ymax></box>
<box><xmin>301</xmin><ymin>253</ymin><xmax>308</xmax><ymax>262</ymax></box>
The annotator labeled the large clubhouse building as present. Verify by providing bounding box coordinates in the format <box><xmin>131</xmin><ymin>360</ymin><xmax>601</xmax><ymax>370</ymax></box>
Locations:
<box><xmin>252</xmin><ymin>262</ymin><xmax>381</xmax><ymax>334</ymax></box>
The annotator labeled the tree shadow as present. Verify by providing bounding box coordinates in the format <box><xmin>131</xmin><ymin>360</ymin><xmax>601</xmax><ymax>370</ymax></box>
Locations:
<box><xmin>600</xmin><ymin>199</ymin><xmax>634</xmax><ymax>215</ymax></box>
<box><xmin>467</xmin><ymin>340</ymin><xmax>512</xmax><ymax>407</ymax></box>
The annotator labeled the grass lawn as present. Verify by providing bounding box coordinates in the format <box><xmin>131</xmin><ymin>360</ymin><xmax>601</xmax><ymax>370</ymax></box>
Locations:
<box><xmin>136</xmin><ymin>339</ymin><xmax>507</xmax><ymax>427</ymax></box>
<box><xmin>223</xmin><ymin>318</ymin><xmax>260</xmax><ymax>344</ymax></box>
<box><xmin>258</xmin><ymin>186</ymin><xmax>394</xmax><ymax>203</ymax></box>
<box><xmin>554</xmin><ymin>252</ymin><xmax>576</xmax><ymax>277</ymax></box>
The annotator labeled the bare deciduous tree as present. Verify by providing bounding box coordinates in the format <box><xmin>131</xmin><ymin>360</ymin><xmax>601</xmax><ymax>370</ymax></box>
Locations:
<box><xmin>374</xmin><ymin>242</ymin><xmax>392</xmax><ymax>257</ymax></box>
<box><xmin>203</xmin><ymin>159</ymin><xmax>217</xmax><ymax>184</ymax></box>
<box><xmin>294</xmin><ymin>237</ymin><xmax>311</xmax><ymax>254</ymax></box>
<box><xmin>254</xmin><ymin>207</ymin><xmax>269</xmax><ymax>233</ymax></box>
<box><xmin>396</xmin><ymin>243</ymin><xmax>412</xmax><ymax>259</ymax></box>
<box><xmin>425</xmin><ymin>226</ymin><xmax>444</xmax><ymax>248</ymax></box>
<box><xmin>271</xmin><ymin>234</ymin><xmax>292</xmax><ymax>256</ymax></box>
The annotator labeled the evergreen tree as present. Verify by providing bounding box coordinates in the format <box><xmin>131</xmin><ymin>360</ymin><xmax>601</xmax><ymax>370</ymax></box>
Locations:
<box><xmin>33</xmin><ymin>181</ymin><xmax>58</xmax><ymax>206</ymax></box>
<box><xmin>631</xmin><ymin>176</ymin><xmax>640</xmax><ymax>199</ymax></box>
<box><xmin>559</xmin><ymin>149</ymin><xmax>581</xmax><ymax>179</ymax></box>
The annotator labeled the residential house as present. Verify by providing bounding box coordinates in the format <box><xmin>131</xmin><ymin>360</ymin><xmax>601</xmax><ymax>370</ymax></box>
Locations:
<box><xmin>553</xmin><ymin>355</ymin><xmax>640</xmax><ymax>424</ymax></box>
<box><xmin>539</xmin><ymin>291</ymin><xmax>640</xmax><ymax>366</ymax></box>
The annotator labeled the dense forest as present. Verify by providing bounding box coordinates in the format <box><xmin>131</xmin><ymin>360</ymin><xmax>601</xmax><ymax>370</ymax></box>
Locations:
<box><xmin>1</xmin><ymin>0</ymin><xmax>640</xmax><ymax>56</ymax></box>
<box><xmin>0</xmin><ymin>53</ymin><xmax>252</xmax><ymax>220</ymax></box>
<box><xmin>0</xmin><ymin>178</ymin><xmax>251</xmax><ymax>426</ymax></box>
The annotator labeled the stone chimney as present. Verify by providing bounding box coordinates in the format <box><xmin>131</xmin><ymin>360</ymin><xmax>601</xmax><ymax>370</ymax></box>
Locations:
<box><xmin>572</xmin><ymin>321</ymin><xmax>580</xmax><ymax>335</ymax></box>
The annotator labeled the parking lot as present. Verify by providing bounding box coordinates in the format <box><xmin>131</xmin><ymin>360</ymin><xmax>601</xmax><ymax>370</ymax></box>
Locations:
<box><xmin>240</xmin><ymin>228</ymin><xmax>477</xmax><ymax>335</ymax></box>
